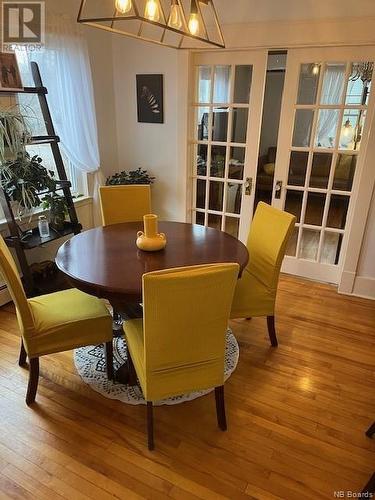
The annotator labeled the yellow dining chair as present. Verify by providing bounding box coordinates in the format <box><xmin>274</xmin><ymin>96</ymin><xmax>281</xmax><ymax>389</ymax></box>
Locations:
<box><xmin>99</xmin><ymin>184</ymin><xmax>151</xmax><ymax>227</ymax></box>
<box><xmin>123</xmin><ymin>263</ymin><xmax>239</xmax><ymax>450</ymax></box>
<box><xmin>0</xmin><ymin>235</ymin><xmax>113</xmax><ymax>405</ymax></box>
<box><xmin>230</xmin><ymin>202</ymin><xmax>296</xmax><ymax>346</ymax></box>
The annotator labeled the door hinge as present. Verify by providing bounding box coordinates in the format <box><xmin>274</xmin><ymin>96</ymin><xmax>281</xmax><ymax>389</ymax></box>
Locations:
<box><xmin>244</xmin><ymin>177</ymin><xmax>253</xmax><ymax>196</ymax></box>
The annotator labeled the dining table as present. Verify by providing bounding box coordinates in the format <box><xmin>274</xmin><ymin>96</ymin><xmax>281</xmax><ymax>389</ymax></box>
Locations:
<box><xmin>55</xmin><ymin>220</ymin><xmax>249</xmax><ymax>382</ymax></box>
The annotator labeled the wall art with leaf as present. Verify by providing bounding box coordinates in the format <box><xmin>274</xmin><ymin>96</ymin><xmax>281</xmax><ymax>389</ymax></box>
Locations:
<box><xmin>136</xmin><ymin>74</ymin><xmax>164</xmax><ymax>124</ymax></box>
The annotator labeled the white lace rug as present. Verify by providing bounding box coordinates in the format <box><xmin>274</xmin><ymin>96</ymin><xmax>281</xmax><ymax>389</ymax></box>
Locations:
<box><xmin>74</xmin><ymin>328</ymin><xmax>239</xmax><ymax>406</ymax></box>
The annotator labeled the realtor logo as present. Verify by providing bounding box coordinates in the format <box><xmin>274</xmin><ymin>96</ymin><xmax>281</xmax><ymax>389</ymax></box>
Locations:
<box><xmin>2</xmin><ymin>1</ymin><xmax>45</xmax><ymax>51</ymax></box>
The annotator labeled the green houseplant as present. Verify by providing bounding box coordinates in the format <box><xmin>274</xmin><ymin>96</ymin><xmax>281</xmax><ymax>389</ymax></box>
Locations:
<box><xmin>0</xmin><ymin>108</ymin><xmax>58</xmax><ymax>218</ymax></box>
<box><xmin>106</xmin><ymin>167</ymin><xmax>155</xmax><ymax>185</ymax></box>
<box><xmin>41</xmin><ymin>192</ymin><xmax>69</xmax><ymax>231</ymax></box>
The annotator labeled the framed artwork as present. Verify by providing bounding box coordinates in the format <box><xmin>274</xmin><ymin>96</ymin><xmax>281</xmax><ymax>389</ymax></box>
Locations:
<box><xmin>136</xmin><ymin>74</ymin><xmax>164</xmax><ymax>124</ymax></box>
<box><xmin>0</xmin><ymin>53</ymin><xmax>23</xmax><ymax>91</ymax></box>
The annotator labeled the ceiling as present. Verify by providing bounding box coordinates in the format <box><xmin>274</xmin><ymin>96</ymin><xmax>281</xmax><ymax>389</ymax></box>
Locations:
<box><xmin>214</xmin><ymin>0</ymin><xmax>375</xmax><ymax>24</ymax></box>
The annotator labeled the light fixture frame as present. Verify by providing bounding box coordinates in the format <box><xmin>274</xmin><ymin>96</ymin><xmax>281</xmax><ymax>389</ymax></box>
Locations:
<box><xmin>77</xmin><ymin>0</ymin><xmax>225</xmax><ymax>49</ymax></box>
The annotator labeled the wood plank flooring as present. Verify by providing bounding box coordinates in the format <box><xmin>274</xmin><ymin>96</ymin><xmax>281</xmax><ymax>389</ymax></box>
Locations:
<box><xmin>0</xmin><ymin>275</ymin><xmax>374</xmax><ymax>499</ymax></box>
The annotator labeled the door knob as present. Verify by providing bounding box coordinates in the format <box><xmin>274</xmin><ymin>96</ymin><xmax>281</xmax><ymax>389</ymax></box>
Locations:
<box><xmin>244</xmin><ymin>177</ymin><xmax>252</xmax><ymax>196</ymax></box>
<box><xmin>275</xmin><ymin>180</ymin><xmax>282</xmax><ymax>199</ymax></box>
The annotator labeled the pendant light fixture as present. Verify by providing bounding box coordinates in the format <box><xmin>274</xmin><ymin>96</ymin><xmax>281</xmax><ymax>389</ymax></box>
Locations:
<box><xmin>77</xmin><ymin>0</ymin><xmax>225</xmax><ymax>49</ymax></box>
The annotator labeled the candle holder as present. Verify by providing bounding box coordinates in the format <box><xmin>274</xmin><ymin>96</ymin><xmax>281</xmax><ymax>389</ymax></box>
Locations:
<box><xmin>136</xmin><ymin>214</ymin><xmax>167</xmax><ymax>251</ymax></box>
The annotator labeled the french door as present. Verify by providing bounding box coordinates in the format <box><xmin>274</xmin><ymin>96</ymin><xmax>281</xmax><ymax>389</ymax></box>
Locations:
<box><xmin>273</xmin><ymin>47</ymin><xmax>375</xmax><ymax>283</ymax></box>
<box><xmin>189</xmin><ymin>50</ymin><xmax>267</xmax><ymax>242</ymax></box>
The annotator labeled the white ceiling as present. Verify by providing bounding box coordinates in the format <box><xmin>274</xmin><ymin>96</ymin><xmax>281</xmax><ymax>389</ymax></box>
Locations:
<box><xmin>215</xmin><ymin>0</ymin><xmax>375</xmax><ymax>24</ymax></box>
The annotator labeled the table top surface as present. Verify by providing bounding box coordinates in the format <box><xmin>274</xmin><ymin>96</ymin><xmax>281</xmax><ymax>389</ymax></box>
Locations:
<box><xmin>55</xmin><ymin>221</ymin><xmax>249</xmax><ymax>301</ymax></box>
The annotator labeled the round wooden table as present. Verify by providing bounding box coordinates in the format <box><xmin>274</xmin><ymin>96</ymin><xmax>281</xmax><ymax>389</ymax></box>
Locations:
<box><xmin>56</xmin><ymin>221</ymin><xmax>249</xmax><ymax>383</ymax></box>
<box><xmin>55</xmin><ymin>221</ymin><xmax>249</xmax><ymax>307</ymax></box>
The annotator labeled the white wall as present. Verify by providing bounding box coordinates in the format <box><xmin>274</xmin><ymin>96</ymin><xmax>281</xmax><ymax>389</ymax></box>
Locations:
<box><xmin>111</xmin><ymin>36</ymin><xmax>186</xmax><ymax>221</ymax></box>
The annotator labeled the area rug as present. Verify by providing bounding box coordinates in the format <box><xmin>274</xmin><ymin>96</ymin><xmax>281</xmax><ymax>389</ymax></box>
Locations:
<box><xmin>74</xmin><ymin>328</ymin><xmax>239</xmax><ymax>406</ymax></box>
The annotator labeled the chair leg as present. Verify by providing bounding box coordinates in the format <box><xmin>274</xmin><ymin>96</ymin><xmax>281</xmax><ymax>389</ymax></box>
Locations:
<box><xmin>215</xmin><ymin>385</ymin><xmax>227</xmax><ymax>431</ymax></box>
<box><xmin>105</xmin><ymin>341</ymin><xmax>114</xmax><ymax>381</ymax></box>
<box><xmin>26</xmin><ymin>358</ymin><xmax>39</xmax><ymax>406</ymax></box>
<box><xmin>366</xmin><ymin>421</ymin><xmax>375</xmax><ymax>438</ymax></box>
<box><xmin>127</xmin><ymin>351</ymin><xmax>137</xmax><ymax>386</ymax></box>
<box><xmin>267</xmin><ymin>315</ymin><xmax>278</xmax><ymax>347</ymax></box>
<box><xmin>19</xmin><ymin>338</ymin><xmax>27</xmax><ymax>367</ymax></box>
<box><xmin>147</xmin><ymin>402</ymin><xmax>154</xmax><ymax>451</ymax></box>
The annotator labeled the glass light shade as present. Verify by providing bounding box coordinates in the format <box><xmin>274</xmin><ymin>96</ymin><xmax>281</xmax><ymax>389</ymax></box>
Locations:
<box><xmin>188</xmin><ymin>12</ymin><xmax>199</xmax><ymax>35</ymax></box>
<box><xmin>312</xmin><ymin>63</ymin><xmax>320</xmax><ymax>75</ymax></box>
<box><xmin>144</xmin><ymin>0</ymin><xmax>160</xmax><ymax>21</ymax></box>
<box><xmin>169</xmin><ymin>2</ymin><xmax>183</xmax><ymax>29</ymax></box>
<box><xmin>340</xmin><ymin>120</ymin><xmax>354</xmax><ymax>148</ymax></box>
<box><xmin>115</xmin><ymin>0</ymin><xmax>132</xmax><ymax>14</ymax></box>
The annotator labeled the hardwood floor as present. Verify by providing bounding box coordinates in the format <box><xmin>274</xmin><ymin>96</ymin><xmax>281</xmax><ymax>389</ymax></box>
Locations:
<box><xmin>0</xmin><ymin>275</ymin><xmax>374</xmax><ymax>499</ymax></box>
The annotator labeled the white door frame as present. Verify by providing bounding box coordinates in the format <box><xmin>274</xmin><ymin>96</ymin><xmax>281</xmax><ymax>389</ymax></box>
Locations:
<box><xmin>187</xmin><ymin>49</ymin><xmax>268</xmax><ymax>243</ymax></box>
<box><xmin>273</xmin><ymin>46</ymin><xmax>375</xmax><ymax>284</ymax></box>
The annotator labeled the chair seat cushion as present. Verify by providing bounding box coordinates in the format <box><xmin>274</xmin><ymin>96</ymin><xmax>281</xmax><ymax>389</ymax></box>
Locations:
<box><xmin>230</xmin><ymin>268</ymin><xmax>276</xmax><ymax>319</ymax></box>
<box><xmin>27</xmin><ymin>289</ymin><xmax>112</xmax><ymax>357</ymax></box>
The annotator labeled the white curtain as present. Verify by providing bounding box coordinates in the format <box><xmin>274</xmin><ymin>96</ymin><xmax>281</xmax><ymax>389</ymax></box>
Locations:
<box><xmin>316</xmin><ymin>65</ymin><xmax>344</xmax><ymax>148</ymax></box>
<box><xmin>16</xmin><ymin>13</ymin><xmax>103</xmax><ymax>224</ymax></box>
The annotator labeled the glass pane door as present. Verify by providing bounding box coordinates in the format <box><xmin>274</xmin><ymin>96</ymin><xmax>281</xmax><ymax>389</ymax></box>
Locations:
<box><xmin>273</xmin><ymin>48</ymin><xmax>375</xmax><ymax>283</ymax></box>
<box><xmin>190</xmin><ymin>51</ymin><xmax>267</xmax><ymax>242</ymax></box>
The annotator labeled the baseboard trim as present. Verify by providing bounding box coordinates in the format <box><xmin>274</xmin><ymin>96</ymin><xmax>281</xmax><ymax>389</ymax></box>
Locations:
<box><xmin>351</xmin><ymin>276</ymin><xmax>375</xmax><ymax>300</ymax></box>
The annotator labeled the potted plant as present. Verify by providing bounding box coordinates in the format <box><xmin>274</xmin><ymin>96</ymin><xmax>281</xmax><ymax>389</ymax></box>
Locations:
<box><xmin>41</xmin><ymin>192</ymin><xmax>69</xmax><ymax>231</ymax></box>
<box><xmin>106</xmin><ymin>167</ymin><xmax>155</xmax><ymax>185</ymax></box>
<box><xmin>0</xmin><ymin>152</ymin><xmax>57</xmax><ymax>218</ymax></box>
<box><xmin>0</xmin><ymin>108</ymin><xmax>58</xmax><ymax>218</ymax></box>
<box><xmin>0</xmin><ymin>108</ymin><xmax>31</xmax><ymax>163</ymax></box>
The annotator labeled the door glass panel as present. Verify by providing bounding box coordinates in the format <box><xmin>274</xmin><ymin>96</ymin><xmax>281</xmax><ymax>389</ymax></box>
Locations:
<box><xmin>196</xmin><ymin>107</ymin><xmax>209</xmax><ymax>140</ymax></box>
<box><xmin>299</xmin><ymin>229</ymin><xmax>320</xmax><ymax>260</ymax></box>
<box><xmin>195</xmin><ymin>211</ymin><xmax>205</xmax><ymax>225</ymax></box>
<box><xmin>232</xmin><ymin>108</ymin><xmax>248</xmax><ymax>143</ymax></box>
<box><xmin>286</xmin><ymin>226</ymin><xmax>299</xmax><ymax>257</ymax></box>
<box><xmin>233</xmin><ymin>65</ymin><xmax>252</xmax><ymax>103</ymax></box>
<box><xmin>196</xmin><ymin>179</ymin><xmax>206</xmax><ymax>209</ymax></box>
<box><xmin>285</xmin><ymin>190</ymin><xmax>303</xmax><ymax>222</ymax></box>
<box><xmin>228</xmin><ymin>147</ymin><xmax>245</xmax><ymax>179</ymax></box>
<box><xmin>209</xmin><ymin>181</ymin><xmax>224</xmax><ymax>211</ymax></box>
<box><xmin>224</xmin><ymin>217</ymin><xmax>240</xmax><ymax>238</ymax></box>
<box><xmin>212</xmin><ymin>107</ymin><xmax>228</xmax><ymax>142</ymax></box>
<box><xmin>210</xmin><ymin>145</ymin><xmax>226</xmax><ymax>178</ymax></box>
<box><xmin>213</xmin><ymin>65</ymin><xmax>231</xmax><ymax>103</ymax></box>
<box><xmin>288</xmin><ymin>151</ymin><xmax>309</xmax><ymax>186</ymax></box>
<box><xmin>320</xmin><ymin>232</ymin><xmax>341</xmax><ymax>265</ymax></box>
<box><xmin>226</xmin><ymin>183</ymin><xmax>241</xmax><ymax>214</ymax></box>
<box><xmin>196</xmin><ymin>144</ymin><xmax>207</xmax><ymax>175</ymax></box>
<box><xmin>309</xmin><ymin>153</ymin><xmax>332</xmax><ymax>189</ymax></box>
<box><xmin>320</xmin><ymin>63</ymin><xmax>345</xmax><ymax>104</ymax></box>
<box><xmin>292</xmin><ymin>109</ymin><xmax>314</xmax><ymax>147</ymax></box>
<box><xmin>198</xmin><ymin>66</ymin><xmax>211</xmax><ymax>103</ymax></box>
<box><xmin>297</xmin><ymin>63</ymin><xmax>320</xmax><ymax>104</ymax></box>
<box><xmin>333</xmin><ymin>154</ymin><xmax>356</xmax><ymax>191</ymax></box>
<box><xmin>327</xmin><ymin>195</ymin><xmax>350</xmax><ymax>229</ymax></box>
<box><xmin>207</xmin><ymin>213</ymin><xmax>222</xmax><ymax>231</ymax></box>
<box><xmin>346</xmin><ymin>62</ymin><xmax>373</xmax><ymax>105</ymax></box>
<box><xmin>305</xmin><ymin>192</ymin><xmax>326</xmax><ymax>226</ymax></box>
<box><xmin>315</xmin><ymin>109</ymin><xmax>340</xmax><ymax>148</ymax></box>
<box><xmin>339</xmin><ymin>109</ymin><xmax>366</xmax><ymax>151</ymax></box>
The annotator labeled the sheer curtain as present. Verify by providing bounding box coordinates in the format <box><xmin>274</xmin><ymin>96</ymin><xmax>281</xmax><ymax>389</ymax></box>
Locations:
<box><xmin>16</xmin><ymin>13</ymin><xmax>103</xmax><ymax>224</ymax></box>
<box><xmin>316</xmin><ymin>65</ymin><xmax>344</xmax><ymax>147</ymax></box>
